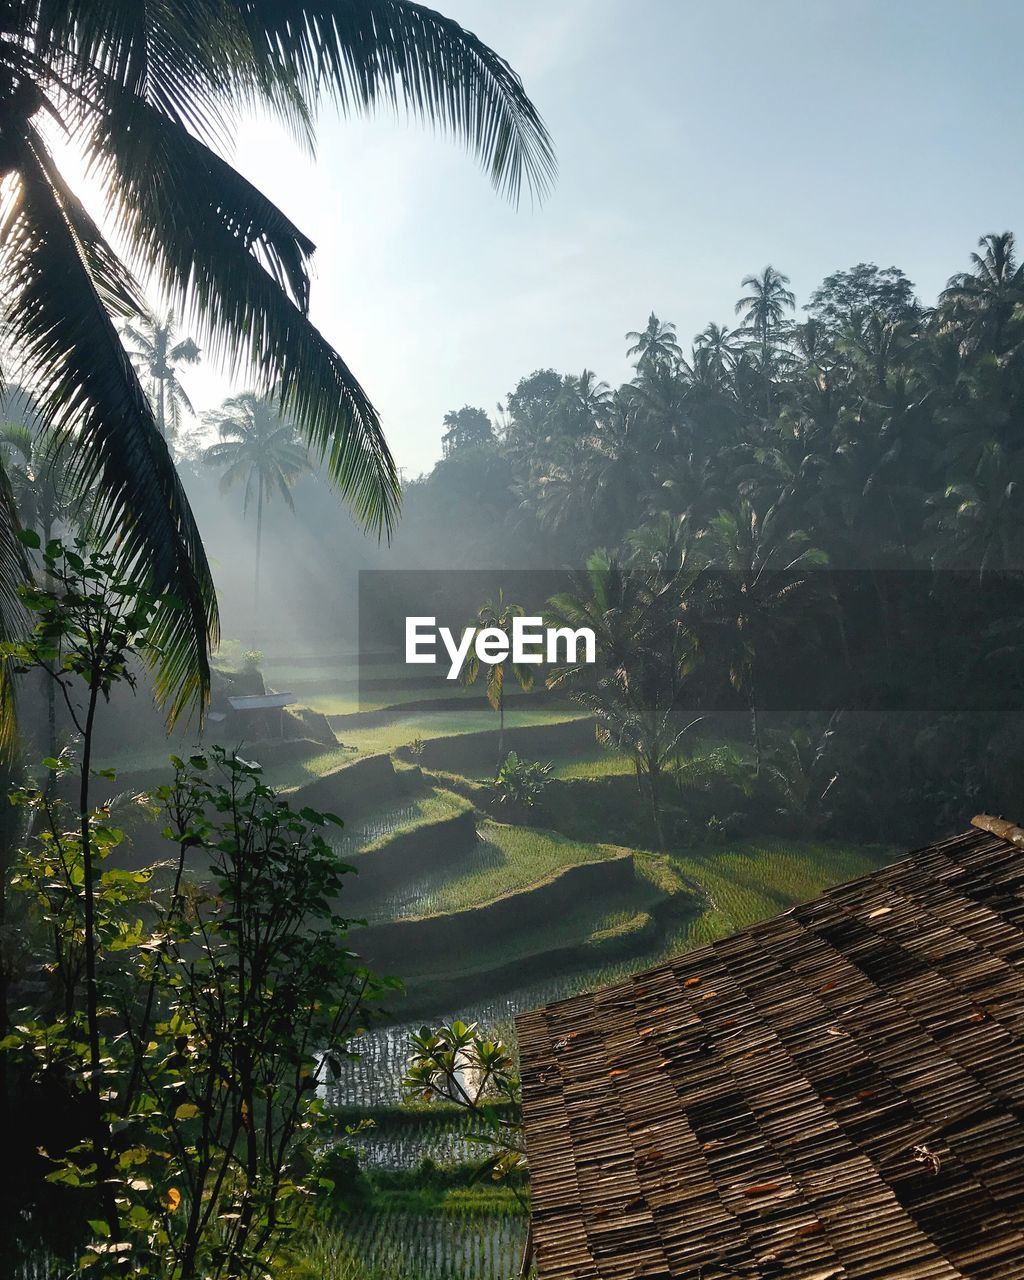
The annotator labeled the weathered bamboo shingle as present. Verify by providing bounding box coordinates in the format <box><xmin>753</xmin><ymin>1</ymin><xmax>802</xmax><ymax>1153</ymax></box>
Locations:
<box><xmin>516</xmin><ymin>818</ymin><xmax>1024</xmax><ymax>1280</ymax></box>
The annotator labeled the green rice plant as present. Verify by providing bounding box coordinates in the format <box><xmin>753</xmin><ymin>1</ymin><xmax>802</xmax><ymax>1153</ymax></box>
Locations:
<box><xmin>343</xmin><ymin>1112</ymin><xmax>492</xmax><ymax>1170</ymax></box>
<box><xmin>668</xmin><ymin>839</ymin><xmax>894</xmax><ymax>940</ymax></box>
<box><xmin>340</xmin><ymin>790</ymin><xmax>473</xmax><ymax>860</ymax></box>
<box><xmin>383</xmin><ymin>822</ymin><xmax>619</xmax><ymax>918</ymax></box>
<box><xmin>330</xmin><ymin>839</ymin><xmax>895</xmax><ymax>1108</ymax></box>
<box><xmin>290</xmin><ymin>1210</ymin><xmax>528</xmax><ymax>1280</ymax></box>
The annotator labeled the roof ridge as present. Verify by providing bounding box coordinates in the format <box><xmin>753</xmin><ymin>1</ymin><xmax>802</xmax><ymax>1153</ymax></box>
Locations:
<box><xmin>971</xmin><ymin>812</ymin><xmax>1024</xmax><ymax>847</ymax></box>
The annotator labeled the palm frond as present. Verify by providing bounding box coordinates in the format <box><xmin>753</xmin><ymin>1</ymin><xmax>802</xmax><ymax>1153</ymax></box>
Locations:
<box><xmin>88</xmin><ymin>91</ymin><xmax>316</xmax><ymax>309</ymax></box>
<box><xmin>89</xmin><ymin>97</ymin><xmax>400</xmax><ymax>532</ymax></box>
<box><xmin>1</xmin><ymin>128</ymin><xmax>218</xmax><ymax>721</ymax></box>
<box><xmin>235</xmin><ymin>0</ymin><xmax>556</xmax><ymax>202</ymax></box>
<box><xmin>38</xmin><ymin>0</ymin><xmax>242</xmax><ymax>143</ymax></box>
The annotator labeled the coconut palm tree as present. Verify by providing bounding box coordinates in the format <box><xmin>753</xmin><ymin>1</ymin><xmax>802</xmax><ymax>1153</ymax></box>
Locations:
<box><xmin>546</xmin><ymin>553</ymin><xmax>698</xmax><ymax>847</ymax></box>
<box><xmin>735</xmin><ymin>267</ymin><xmax>796</xmax><ymax>406</ymax></box>
<box><xmin>0</xmin><ymin>386</ymin><xmax>82</xmax><ymax>756</ymax></box>
<box><xmin>0</xmin><ymin>387</ymin><xmax>82</xmax><ymax>544</ymax></box>
<box><xmin>736</xmin><ymin>267</ymin><xmax>797</xmax><ymax>347</ymax></box>
<box><xmin>941</xmin><ymin>232</ymin><xmax>1024</xmax><ymax>351</ymax></box>
<box><xmin>203</xmin><ymin>393</ymin><xmax>310</xmax><ymax>608</ymax></box>
<box><xmin>626</xmin><ymin>313</ymin><xmax>681</xmax><ymax>373</ymax></box>
<box><xmin>0</xmin><ymin>0</ymin><xmax>555</xmax><ymax>720</ymax></box>
<box><xmin>693</xmin><ymin>322</ymin><xmax>741</xmax><ymax>382</ymax></box>
<box><xmin>461</xmin><ymin>590</ymin><xmax>535</xmax><ymax>775</ymax></box>
<box><xmin>928</xmin><ymin>441</ymin><xmax>1024</xmax><ymax>577</ymax></box>
<box><xmin>696</xmin><ymin>502</ymin><xmax>828</xmax><ymax>773</ymax></box>
<box><xmin>120</xmin><ymin>310</ymin><xmax>201</xmax><ymax>442</ymax></box>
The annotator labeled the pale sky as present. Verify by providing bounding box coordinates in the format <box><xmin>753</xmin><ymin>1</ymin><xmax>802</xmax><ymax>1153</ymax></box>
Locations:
<box><xmin>142</xmin><ymin>0</ymin><xmax>1024</xmax><ymax>474</ymax></box>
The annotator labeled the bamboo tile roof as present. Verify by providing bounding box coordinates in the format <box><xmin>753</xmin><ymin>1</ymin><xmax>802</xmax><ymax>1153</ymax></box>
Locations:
<box><xmin>516</xmin><ymin>817</ymin><xmax>1024</xmax><ymax>1280</ymax></box>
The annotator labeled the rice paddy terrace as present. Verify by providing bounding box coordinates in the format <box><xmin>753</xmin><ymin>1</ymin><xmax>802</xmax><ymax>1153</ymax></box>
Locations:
<box><xmin>101</xmin><ymin>647</ymin><xmax>896</xmax><ymax>1280</ymax></box>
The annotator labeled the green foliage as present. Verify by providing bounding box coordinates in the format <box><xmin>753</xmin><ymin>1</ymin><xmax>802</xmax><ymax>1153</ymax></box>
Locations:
<box><xmin>0</xmin><ymin>546</ymin><xmax>393</xmax><ymax>1277</ymax></box>
<box><xmin>441</xmin><ymin>407</ymin><xmax>495</xmax><ymax>458</ymax></box>
<box><xmin>0</xmin><ymin>0</ymin><xmax>556</xmax><ymax>718</ymax></box>
<box><xmin>404</xmin><ymin>1022</ymin><xmax>525</xmax><ymax>1190</ymax></box>
<box><xmin>493</xmin><ymin>752</ymin><xmax>553</xmax><ymax>809</ymax></box>
<box><xmin>6</xmin><ymin>535</ymin><xmax>164</xmax><ymax>707</ymax></box>
<box><xmin>7</xmin><ymin>744</ymin><xmax>393</xmax><ymax>1278</ymax></box>
<box><xmin>461</xmin><ymin>591</ymin><xmax>536</xmax><ymax>775</ymax></box>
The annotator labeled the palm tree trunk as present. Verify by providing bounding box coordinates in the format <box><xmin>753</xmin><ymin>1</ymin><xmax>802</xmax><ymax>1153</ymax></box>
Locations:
<box><xmin>748</xmin><ymin>664</ymin><xmax>762</xmax><ymax>776</ymax></box>
<box><xmin>42</xmin><ymin>511</ymin><xmax>57</xmax><ymax>793</ymax></box>
<box><xmin>254</xmin><ymin>473</ymin><xmax>264</xmax><ymax>611</ymax></box>
<box><xmin>762</xmin><ymin>330</ymin><xmax>772</xmax><ymax>412</ymax></box>
<box><xmin>496</xmin><ymin>684</ymin><xmax>505</xmax><ymax>776</ymax></box>
<box><xmin>648</xmin><ymin>759</ymin><xmax>666</xmax><ymax>851</ymax></box>
<box><xmin>157</xmin><ymin>376</ymin><xmax>166</xmax><ymax>440</ymax></box>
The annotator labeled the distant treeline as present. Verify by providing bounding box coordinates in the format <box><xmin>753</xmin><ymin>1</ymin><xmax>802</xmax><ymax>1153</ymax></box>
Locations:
<box><xmin>386</xmin><ymin>235</ymin><xmax>1024</xmax><ymax>842</ymax></box>
<box><xmin>398</xmin><ymin>236</ymin><xmax>1024</xmax><ymax>575</ymax></box>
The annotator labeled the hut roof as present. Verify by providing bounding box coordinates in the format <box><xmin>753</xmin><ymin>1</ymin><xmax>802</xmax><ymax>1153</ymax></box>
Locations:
<box><xmin>516</xmin><ymin>817</ymin><xmax>1024</xmax><ymax>1280</ymax></box>
<box><xmin>226</xmin><ymin>693</ymin><xmax>295</xmax><ymax>711</ymax></box>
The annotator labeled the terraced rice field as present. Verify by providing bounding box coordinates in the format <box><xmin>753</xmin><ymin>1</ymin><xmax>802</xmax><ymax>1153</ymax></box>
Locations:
<box><xmin>332</xmin><ymin>705</ymin><xmax>588</xmax><ymax>758</ymax></box>
<box><xmin>379</xmin><ymin>821</ymin><xmax>619</xmax><ymax>918</ymax></box>
<box><xmin>296</xmin><ymin>1209</ymin><xmax>527</xmax><ymax>1280</ymax></box>
<box><xmin>300</xmin><ymin>682</ymin><xmax>537</xmax><ymax>718</ymax></box>
<box><xmin>332</xmin><ymin>837</ymin><xmax>895</xmax><ymax>1107</ymax></box>
<box><xmin>337</xmin><ymin>1109</ymin><xmax>495</xmax><ymax>1170</ymax></box>
<box><xmin>667</xmin><ymin>838</ymin><xmax>895</xmax><ymax>946</ymax></box>
<box><xmin>337</xmin><ymin>790</ymin><xmax>471</xmax><ymax>860</ymax></box>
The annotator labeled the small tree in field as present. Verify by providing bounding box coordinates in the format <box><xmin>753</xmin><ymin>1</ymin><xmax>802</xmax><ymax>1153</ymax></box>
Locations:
<box><xmin>494</xmin><ymin>752</ymin><xmax>553</xmax><ymax>817</ymax></box>
<box><xmin>461</xmin><ymin>590</ymin><xmax>535</xmax><ymax>776</ymax></box>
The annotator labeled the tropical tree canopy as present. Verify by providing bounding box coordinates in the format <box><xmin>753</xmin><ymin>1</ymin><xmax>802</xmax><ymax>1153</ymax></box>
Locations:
<box><xmin>0</xmin><ymin>0</ymin><xmax>556</xmax><ymax>719</ymax></box>
<box><xmin>203</xmin><ymin>391</ymin><xmax>310</xmax><ymax>605</ymax></box>
<box><xmin>403</xmin><ymin>235</ymin><xmax>1024</xmax><ymax>579</ymax></box>
<box><xmin>120</xmin><ymin>309</ymin><xmax>201</xmax><ymax>442</ymax></box>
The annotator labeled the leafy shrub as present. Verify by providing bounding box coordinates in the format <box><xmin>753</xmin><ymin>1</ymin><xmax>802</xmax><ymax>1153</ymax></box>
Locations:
<box><xmin>494</xmin><ymin>752</ymin><xmax>553</xmax><ymax>810</ymax></box>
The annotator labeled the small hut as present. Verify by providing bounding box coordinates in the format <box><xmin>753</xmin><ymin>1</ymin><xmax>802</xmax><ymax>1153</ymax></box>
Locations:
<box><xmin>224</xmin><ymin>691</ymin><xmax>296</xmax><ymax>739</ymax></box>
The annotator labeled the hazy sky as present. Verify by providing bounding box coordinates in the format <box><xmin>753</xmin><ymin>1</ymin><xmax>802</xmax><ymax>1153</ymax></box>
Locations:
<box><xmin>175</xmin><ymin>0</ymin><xmax>1024</xmax><ymax>475</ymax></box>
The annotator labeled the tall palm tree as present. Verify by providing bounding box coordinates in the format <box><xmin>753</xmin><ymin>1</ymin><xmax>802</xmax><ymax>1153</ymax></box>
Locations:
<box><xmin>583</xmin><ymin>391</ymin><xmax>648</xmax><ymax>533</ymax></box>
<box><xmin>120</xmin><ymin>310</ymin><xmax>201</xmax><ymax>442</ymax></box>
<box><xmin>203</xmin><ymin>393</ymin><xmax>310</xmax><ymax>608</ymax></box>
<box><xmin>546</xmin><ymin>553</ymin><xmax>697</xmax><ymax>848</ymax></box>
<box><xmin>928</xmin><ymin>441</ymin><xmax>1024</xmax><ymax>578</ymax></box>
<box><xmin>0</xmin><ymin>386</ymin><xmax>80</xmax><ymax>757</ymax></box>
<box><xmin>696</xmin><ymin>501</ymin><xmax>828</xmax><ymax>773</ymax></box>
<box><xmin>735</xmin><ymin>266</ymin><xmax>797</xmax><ymax>346</ymax></box>
<box><xmin>566</xmin><ymin>369</ymin><xmax>613</xmax><ymax>430</ymax></box>
<box><xmin>626</xmin><ymin>313</ymin><xmax>681</xmax><ymax>373</ymax></box>
<box><xmin>941</xmin><ymin>232</ymin><xmax>1024</xmax><ymax>351</ymax></box>
<box><xmin>693</xmin><ymin>322</ymin><xmax>741</xmax><ymax>383</ymax></box>
<box><xmin>0</xmin><ymin>1</ymin><xmax>555</xmax><ymax>721</ymax></box>
<box><xmin>461</xmin><ymin>590</ymin><xmax>535</xmax><ymax>775</ymax></box>
<box><xmin>735</xmin><ymin>267</ymin><xmax>796</xmax><ymax>406</ymax></box>
<box><xmin>0</xmin><ymin>387</ymin><xmax>81</xmax><ymax>545</ymax></box>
